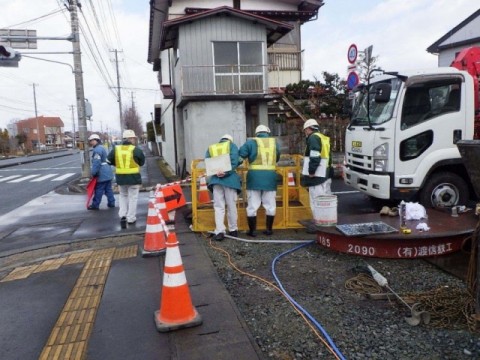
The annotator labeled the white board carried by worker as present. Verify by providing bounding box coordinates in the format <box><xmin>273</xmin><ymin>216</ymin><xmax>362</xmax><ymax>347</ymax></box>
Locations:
<box><xmin>204</xmin><ymin>154</ymin><xmax>232</xmax><ymax>177</ymax></box>
<box><xmin>302</xmin><ymin>157</ymin><xmax>327</xmax><ymax>177</ymax></box>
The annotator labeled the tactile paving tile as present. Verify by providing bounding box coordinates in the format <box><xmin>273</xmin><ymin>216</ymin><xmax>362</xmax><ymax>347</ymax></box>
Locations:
<box><xmin>39</xmin><ymin>248</ymin><xmax>114</xmax><ymax>360</ymax></box>
<box><xmin>33</xmin><ymin>258</ymin><xmax>67</xmax><ymax>273</ymax></box>
<box><xmin>113</xmin><ymin>245</ymin><xmax>138</xmax><ymax>259</ymax></box>
<box><xmin>0</xmin><ymin>264</ymin><xmax>39</xmax><ymax>282</ymax></box>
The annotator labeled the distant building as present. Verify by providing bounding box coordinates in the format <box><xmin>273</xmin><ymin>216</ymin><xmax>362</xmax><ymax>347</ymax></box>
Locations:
<box><xmin>147</xmin><ymin>0</ymin><xmax>324</xmax><ymax>175</ymax></box>
<box><xmin>427</xmin><ymin>8</ymin><xmax>480</xmax><ymax>66</ymax></box>
<box><xmin>15</xmin><ymin>116</ymin><xmax>65</xmax><ymax>151</ymax></box>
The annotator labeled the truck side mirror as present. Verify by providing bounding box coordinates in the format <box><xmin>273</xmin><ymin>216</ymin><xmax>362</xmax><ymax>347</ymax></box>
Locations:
<box><xmin>374</xmin><ymin>83</ymin><xmax>391</xmax><ymax>103</ymax></box>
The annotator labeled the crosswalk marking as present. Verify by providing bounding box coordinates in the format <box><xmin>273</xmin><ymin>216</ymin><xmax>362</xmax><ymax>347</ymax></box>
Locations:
<box><xmin>0</xmin><ymin>175</ymin><xmax>22</xmax><ymax>183</ymax></box>
<box><xmin>0</xmin><ymin>173</ymin><xmax>77</xmax><ymax>183</ymax></box>
<box><xmin>52</xmin><ymin>173</ymin><xmax>75</xmax><ymax>181</ymax></box>
<box><xmin>31</xmin><ymin>174</ymin><xmax>59</xmax><ymax>182</ymax></box>
<box><xmin>9</xmin><ymin>174</ymin><xmax>41</xmax><ymax>183</ymax></box>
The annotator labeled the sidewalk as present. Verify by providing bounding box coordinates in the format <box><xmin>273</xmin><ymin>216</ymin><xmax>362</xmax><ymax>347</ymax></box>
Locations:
<box><xmin>0</xmin><ymin>150</ymin><xmax>263</xmax><ymax>360</ymax></box>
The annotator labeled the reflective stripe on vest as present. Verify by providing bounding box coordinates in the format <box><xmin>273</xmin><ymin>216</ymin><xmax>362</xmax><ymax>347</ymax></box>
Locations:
<box><xmin>249</xmin><ymin>138</ymin><xmax>276</xmax><ymax>170</ymax></box>
<box><xmin>208</xmin><ymin>141</ymin><xmax>230</xmax><ymax>157</ymax></box>
<box><xmin>115</xmin><ymin>145</ymin><xmax>140</xmax><ymax>174</ymax></box>
<box><xmin>308</xmin><ymin>132</ymin><xmax>331</xmax><ymax>161</ymax></box>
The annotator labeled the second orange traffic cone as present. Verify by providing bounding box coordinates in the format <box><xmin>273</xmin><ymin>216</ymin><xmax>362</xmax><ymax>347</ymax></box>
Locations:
<box><xmin>155</xmin><ymin>187</ymin><xmax>171</xmax><ymax>222</ymax></box>
<box><xmin>141</xmin><ymin>199</ymin><xmax>166</xmax><ymax>257</ymax></box>
<box><xmin>287</xmin><ymin>171</ymin><xmax>298</xmax><ymax>200</ymax></box>
<box><xmin>154</xmin><ymin>232</ymin><xmax>203</xmax><ymax>332</ymax></box>
<box><xmin>198</xmin><ymin>175</ymin><xmax>211</xmax><ymax>204</ymax></box>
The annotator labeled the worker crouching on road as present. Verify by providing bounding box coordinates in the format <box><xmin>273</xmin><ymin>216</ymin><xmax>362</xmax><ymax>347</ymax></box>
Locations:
<box><xmin>205</xmin><ymin>134</ymin><xmax>242</xmax><ymax>241</ymax></box>
<box><xmin>87</xmin><ymin>134</ymin><xmax>115</xmax><ymax>210</ymax></box>
<box><xmin>300</xmin><ymin>119</ymin><xmax>333</xmax><ymax>216</ymax></box>
<box><xmin>239</xmin><ymin>125</ymin><xmax>280</xmax><ymax>237</ymax></box>
<box><xmin>107</xmin><ymin>129</ymin><xmax>145</xmax><ymax>228</ymax></box>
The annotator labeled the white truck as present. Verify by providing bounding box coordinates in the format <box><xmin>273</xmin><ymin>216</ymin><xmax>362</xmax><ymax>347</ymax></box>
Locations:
<box><xmin>344</xmin><ymin>47</ymin><xmax>480</xmax><ymax>208</ymax></box>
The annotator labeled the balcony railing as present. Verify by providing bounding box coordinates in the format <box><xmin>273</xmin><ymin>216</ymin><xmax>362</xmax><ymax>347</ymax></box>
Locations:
<box><xmin>181</xmin><ymin>64</ymin><xmax>279</xmax><ymax>96</ymax></box>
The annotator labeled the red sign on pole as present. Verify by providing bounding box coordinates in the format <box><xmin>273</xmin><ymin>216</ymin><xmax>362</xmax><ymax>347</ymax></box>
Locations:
<box><xmin>347</xmin><ymin>44</ymin><xmax>358</xmax><ymax>64</ymax></box>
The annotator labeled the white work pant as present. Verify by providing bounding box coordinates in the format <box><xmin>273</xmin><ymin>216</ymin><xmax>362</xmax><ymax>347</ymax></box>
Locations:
<box><xmin>213</xmin><ymin>185</ymin><xmax>238</xmax><ymax>235</ymax></box>
<box><xmin>246</xmin><ymin>190</ymin><xmax>276</xmax><ymax>217</ymax></box>
<box><xmin>308</xmin><ymin>178</ymin><xmax>332</xmax><ymax>214</ymax></box>
<box><xmin>118</xmin><ymin>184</ymin><xmax>141</xmax><ymax>223</ymax></box>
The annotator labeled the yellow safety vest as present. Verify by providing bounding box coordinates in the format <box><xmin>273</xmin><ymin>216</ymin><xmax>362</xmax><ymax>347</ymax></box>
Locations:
<box><xmin>310</xmin><ymin>132</ymin><xmax>331</xmax><ymax>161</ymax></box>
<box><xmin>249</xmin><ymin>138</ymin><xmax>276</xmax><ymax>170</ymax></box>
<box><xmin>115</xmin><ymin>145</ymin><xmax>140</xmax><ymax>174</ymax></box>
<box><xmin>208</xmin><ymin>141</ymin><xmax>230</xmax><ymax>157</ymax></box>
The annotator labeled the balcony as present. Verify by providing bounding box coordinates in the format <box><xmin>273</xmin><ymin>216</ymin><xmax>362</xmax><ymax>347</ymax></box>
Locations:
<box><xmin>181</xmin><ymin>64</ymin><xmax>280</xmax><ymax>97</ymax></box>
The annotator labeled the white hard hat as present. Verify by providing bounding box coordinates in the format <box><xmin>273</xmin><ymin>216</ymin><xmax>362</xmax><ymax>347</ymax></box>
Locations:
<box><xmin>303</xmin><ymin>119</ymin><xmax>319</xmax><ymax>130</ymax></box>
<box><xmin>123</xmin><ymin>129</ymin><xmax>136</xmax><ymax>138</ymax></box>
<box><xmin>88</xmin><ymin>134</ymin><xmax>100</xmax><ymax>141</ymax></box>
<box><xmin>255</xmin><ymin>125</ymin><xmax>270</xmax><ymax>134</ymax></box>
<box><xmin>221</xmin><ymin>134</ymin><xmax>233</xmax><ymax>142</ymax></box>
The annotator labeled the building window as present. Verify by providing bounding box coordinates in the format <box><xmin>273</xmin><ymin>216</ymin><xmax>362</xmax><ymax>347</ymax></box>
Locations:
<box><xmin>213</xmin><ymin>41</ymin><xmax>264</xmax><ymax>93</ymax></box>
<box><xmin>233</xmin><ymin>0</ymin><xmax>240</xmax><ymax>9</ymax></box>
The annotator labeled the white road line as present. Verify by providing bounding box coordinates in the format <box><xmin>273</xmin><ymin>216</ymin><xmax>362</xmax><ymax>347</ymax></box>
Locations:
<box><xmin>8</xmin><ymin>174</ymin><xmax>41</xmax><ymax>183</ymax></box>
<box><xmin>52</xmin><ymin>173</ymin><xmax>76</xmax><ymax>181</ymax></box>
<box><xmin>332</xmin><ymin>190</ymin><xmax>360</xmax><ymax>195</ymax></box>
<box><xmin>0</xmin><ymin>175</ymin><xmax>22</xmax><ymax>182</ymax></box>
<box><xmin>31</xmin><ymin>174</ymin><xmax>59</xmax><ymax>182</ymax></box>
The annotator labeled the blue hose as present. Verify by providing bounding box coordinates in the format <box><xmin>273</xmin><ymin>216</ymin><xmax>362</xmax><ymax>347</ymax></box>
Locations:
<box><xmin>271</xmin><ymin>241</ymin><xmax>347</xmax><ymax>360</ymax></box>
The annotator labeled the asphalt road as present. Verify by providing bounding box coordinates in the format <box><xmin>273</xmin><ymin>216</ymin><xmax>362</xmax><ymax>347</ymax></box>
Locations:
<box><xmin>0</xmin><ymin>151</ymin><xmax>82</xmax><ymax>216</ymax></box>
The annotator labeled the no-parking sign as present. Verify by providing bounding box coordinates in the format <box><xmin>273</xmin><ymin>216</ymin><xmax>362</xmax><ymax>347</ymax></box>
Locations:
<box><xmin>347</xmin><ymin>71</ymin><xmax>359</xmax><ymax>90</ymax></box>
<box><xmin>347</xmin><ymin>44</ymin><xmax>358</xmax><ymax>64</ymax></box>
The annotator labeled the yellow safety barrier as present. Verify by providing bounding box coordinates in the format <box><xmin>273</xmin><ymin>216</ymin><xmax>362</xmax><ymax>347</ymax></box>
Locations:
<box><xmin>191</xmin><ymin>155</ymin><xmax>312</xmax><ymax>232</ymax></box>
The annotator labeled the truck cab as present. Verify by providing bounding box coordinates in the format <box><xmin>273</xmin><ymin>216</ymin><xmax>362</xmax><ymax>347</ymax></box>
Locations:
<box><xmin>344</xmin><ymin>68</ymin><xmax>475</xmax><ymax>208</ymax></box>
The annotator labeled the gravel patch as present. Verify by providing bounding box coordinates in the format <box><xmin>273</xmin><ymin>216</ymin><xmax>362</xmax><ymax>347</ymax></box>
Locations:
<box><xmin>199</xmin><ymin>229</ymin><xmax>480</xmax><ymax>360</ymax></box>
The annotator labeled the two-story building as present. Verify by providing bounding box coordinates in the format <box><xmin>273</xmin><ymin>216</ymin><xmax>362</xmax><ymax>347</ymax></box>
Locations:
<box><xmin>427</xmin><ymin>8</ymin><xmax>480</xmax><ymax>66</ymax></box>
<box><xmin>15</xmin><ymin>116</ymin><xmax>65</xmax><ymax>151</ymax></box>
<box><xmin>148</xmin><ymin>0</ymin><xmax>324</xmax><ymax>175</ymax></box>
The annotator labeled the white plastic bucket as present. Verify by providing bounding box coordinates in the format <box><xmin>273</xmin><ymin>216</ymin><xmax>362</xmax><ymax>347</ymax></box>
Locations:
<box><xmin>313</xmin><ymin>195</ymin><xmax>337</xmax><ymax>226</ymax></box>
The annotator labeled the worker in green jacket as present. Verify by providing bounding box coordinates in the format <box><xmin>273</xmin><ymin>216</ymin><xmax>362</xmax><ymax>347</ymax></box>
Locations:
<box><xmin>107</xmin><ymin>129</ymin><xmax>145</xmax><ymax>229</ymax></box>
<box><xmin>205</xmin><ymin>134</ymin><xmax>242</xmax><ymax>241</ymax></box>
<box><xmin>239</xmin><ymin>125</ymin><xmax>280</xmax><ymax>237</ymax></box>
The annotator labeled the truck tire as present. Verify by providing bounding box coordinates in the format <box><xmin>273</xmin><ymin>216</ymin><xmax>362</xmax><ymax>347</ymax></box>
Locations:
<box><xmin>419</xmin><ymin>172</ymin><xmax>469</xmax><ymax>208</ymax></box>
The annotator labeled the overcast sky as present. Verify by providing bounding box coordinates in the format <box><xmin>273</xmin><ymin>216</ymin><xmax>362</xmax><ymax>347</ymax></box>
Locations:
<box><xmin>0</xmin><ymin>1</ymin><xmax>478</xmax><ymax>134</ymax></box>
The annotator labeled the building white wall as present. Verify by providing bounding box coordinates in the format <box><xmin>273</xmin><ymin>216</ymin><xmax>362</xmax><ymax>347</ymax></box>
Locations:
<box><xmin>183</xmin><ymin>100</ymin><xmax>246</xmax><ymax>168</ymax></box>
<box><xmin>438</xmin><ymin>42</ymin><xmax>480</xmax><ymax>67</ymax></box>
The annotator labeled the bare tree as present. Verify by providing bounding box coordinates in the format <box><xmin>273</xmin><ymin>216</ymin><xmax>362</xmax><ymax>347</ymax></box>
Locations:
<box><xmin>123</xmin><ymin>106</ymin><xmax>143</xmax><ymax>138</ymax></box>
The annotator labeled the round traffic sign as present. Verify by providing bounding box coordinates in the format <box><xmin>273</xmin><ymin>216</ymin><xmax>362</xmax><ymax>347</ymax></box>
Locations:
<box><xmin>347</xmin><ymin>44</ymin><xmax>358</xmax><ymax>64</ymax></box>
<box><xmin>347</xmin><ymin>71</ymin><xmax>359</xmax><ymax>90</ymax></box>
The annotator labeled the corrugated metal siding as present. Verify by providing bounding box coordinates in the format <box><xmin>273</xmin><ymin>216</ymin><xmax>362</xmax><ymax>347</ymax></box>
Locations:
<box><xmin>179</xmin><ymin>16</ymin><xmax>266</xmax><ymax>67</ymax></box>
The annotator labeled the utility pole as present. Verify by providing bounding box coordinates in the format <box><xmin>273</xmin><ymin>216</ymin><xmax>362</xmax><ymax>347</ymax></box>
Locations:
<box><xmin>69</xmin><ymin>104</ymin><xmax>76</xmax><ymax>148</ymax></box>
<box><xmin>32</xmin><ymin>83</ymin><xmax>40</xmax><ymax>150</ymax></box>
<box><xmin>68</xmin><ymin>0</ymin><xmax>90</xmax><ymax>177</ymax></box>
<box><xmin>112</xmin><ymin>49</ymin><xmax>123</xmax><ymax>134</ymax></box>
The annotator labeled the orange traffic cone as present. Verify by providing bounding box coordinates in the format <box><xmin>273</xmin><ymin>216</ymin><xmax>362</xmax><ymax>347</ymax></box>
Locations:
<box><xmin>287</xmin><ymin>171</ymin><xmax>298</xmax><ymax>200</ymax></box>
<box><xmin>155</xmin><ymin>188</ymin><xmax>171</xmax><ymax>223</ymax></box>
<box><xmin>198</xmin><ymin>175</ymin><xmax>211</xmax><ymax>204</ymax></box>
<box><xmin>141</xmin><ymin>199</ymin><xmax>167</xmax><ymax>257</ymax></box>
<box><xmin>154</xmin><ymin>232</ymin><xmax>203</xmax><ymax>332</ymax></box>
<box><xmin>288</xmin><ymin>171</ymin><xmax>295</xmax><ymax>186</ymax></box>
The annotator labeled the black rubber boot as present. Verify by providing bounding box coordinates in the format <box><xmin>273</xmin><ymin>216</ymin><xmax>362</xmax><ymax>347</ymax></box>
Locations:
<box><xmin>247</xmin><ymin>216</ymin><xmax>257</xmax><ymax>237</ymax></box>
<box><xmin>263</xmin><ymin>215</ymin><xmax>274</xmax><ymax>236</ymax></box>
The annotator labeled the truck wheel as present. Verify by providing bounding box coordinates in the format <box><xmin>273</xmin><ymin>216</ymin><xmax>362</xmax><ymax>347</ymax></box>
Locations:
<box><xmin>419</xmin><ymin>172</ymin><xmax>469</xmax><ymax>208</ymax></box>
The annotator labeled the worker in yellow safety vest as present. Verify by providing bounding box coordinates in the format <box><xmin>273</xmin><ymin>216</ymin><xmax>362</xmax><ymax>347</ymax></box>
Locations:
<box><xmin>107</xmin><ymin>129</ymin><xmax>145</xmax><ymax>229</ymax></box>
<box><xmin>205</xmin><ymin>134</ymin><xmax>242</xmax><ymax>241</ymax></box>
<box><xmin>300</xmin><ymin>118</ymin><xmax>333</xmax><ymax>218</ymax></box>
<box><xmin>239</xmin><ymin>125</ymin><xmax>280</xmax><ymax>237</ymax></box>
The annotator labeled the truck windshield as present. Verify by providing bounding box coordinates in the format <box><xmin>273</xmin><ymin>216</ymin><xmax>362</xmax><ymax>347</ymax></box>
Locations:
<box><xmin>351</xmin><ymin>78</ymin><xmax>401</xmax><ymax>126</ymax></box>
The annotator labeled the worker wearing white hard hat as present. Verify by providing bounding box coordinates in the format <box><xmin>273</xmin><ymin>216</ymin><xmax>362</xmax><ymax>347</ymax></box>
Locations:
<box><xmin>205</xmin><ymin>134</ymin><xmax>242</xmax><ymax>241</ymax></box>
<box><xmin>301</xmin><ymin>119</ymin><xmax>333</xmax><ymax>221</ymax></box>
<box><xmin>87</xmin><ymin>134</ymin><xmax>115</xmax><ymax>210</ymax></box>
<box><xmin>107</xmin><ymin>129</ymin><xmax>145</xmax><ymax>228</ymax></box>
<box><xmin>239</xmin><ymin>124</ymin><xmax>280</xmax><ymax>237</ymax></box>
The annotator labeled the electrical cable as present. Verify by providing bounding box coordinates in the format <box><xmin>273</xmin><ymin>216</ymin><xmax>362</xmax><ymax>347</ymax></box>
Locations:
<box><xmin>205</xmin><ymin>235</ymin><xmax>343</xmax><ymax>360</ymax></box>
<box><xmin>271</xmin><ymin>242</ymin><xmax>347</xmax><ymax>360</ymax></box>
